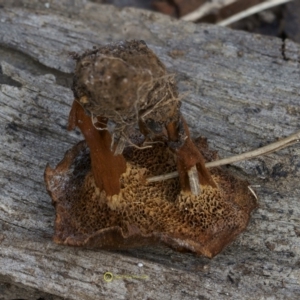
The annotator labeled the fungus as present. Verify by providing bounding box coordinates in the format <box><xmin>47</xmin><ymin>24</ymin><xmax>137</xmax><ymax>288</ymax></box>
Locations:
<box><xmin>45</xmin><ymin>137</ymin><xmax>257</xmax><ymax>257</ymax></box>
<box><xmin>69</xmin><ymin>40</ymin><xmax>215</xmax><ymax>196</ymax></box>
<box><xmin>45</xmin><ymin>40</ymin><xmax>259</xmax><ymax>257</ymax></box>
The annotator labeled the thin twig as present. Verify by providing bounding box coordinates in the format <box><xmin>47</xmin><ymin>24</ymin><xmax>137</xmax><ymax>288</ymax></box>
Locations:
<box><xmin>181</xmin><ymin>0</ymin><xmax>292</xmax><ymax>24</ymax></box>
<box><xmin>181</xmin><ymin>0</ymin><xmax>238</xmax><ymax>22</ymax></box>
<box><xmin>147</xmin><ymin>171</ymin><xmax>178</xmax><ymax>183</ymax></box>
<box><xmin>146</xmin><ymin>130</ymin><xmax>300</xmax><ymax>183</ymax></box>
<box><xmin>206</xmin><ymin>130</ymin><xmax>300</xmax><ymax>167</ymax></box>
<box><xmin>217</xmin><ymin>0</ymin><xmax>293</xmax><ymax>26</ymax></box>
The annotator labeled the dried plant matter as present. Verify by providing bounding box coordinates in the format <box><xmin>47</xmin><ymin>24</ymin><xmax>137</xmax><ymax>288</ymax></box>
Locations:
<box><xmin>45</xmin><ymin>137</ymin><xmax>257</xmax><ymax>257</ymax></box>
<box><xmin>147</xmin><ymin>130</ymin><xmax>300</xmax><ymax>182</ymax></box>
<box><xmin>217</xmin><ymin>0</ymin><xmax>293</xmax><ymax>26</ymax></box>
<box><xmin>181</xmin><ymin>0</ymin><xmax>293</xmax><ymax>24</ymax></box>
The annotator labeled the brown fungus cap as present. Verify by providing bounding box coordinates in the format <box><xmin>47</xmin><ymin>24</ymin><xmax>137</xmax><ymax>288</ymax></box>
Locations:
<box><xmin>72</xmin><ymin>40</ymin><xmax>180</xmax><ymax>132</ymax></box>
<box><xmin>45</xmin><ymin>137</ymin><xmax>257</xmax><ymax>258</ymax></box>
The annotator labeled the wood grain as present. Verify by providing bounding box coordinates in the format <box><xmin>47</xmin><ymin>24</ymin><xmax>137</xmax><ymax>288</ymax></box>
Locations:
<box><xmin>0</xmin><ymin>1</ymin><xmax>300</xmax><ymax>299</ymax></box>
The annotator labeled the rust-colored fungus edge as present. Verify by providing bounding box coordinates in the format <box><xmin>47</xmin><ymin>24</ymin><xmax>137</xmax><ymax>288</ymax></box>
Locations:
<box><xmin>45</xmin><ymin>136</ymin><xmax>257</xmax><ymax>258</ymax></box>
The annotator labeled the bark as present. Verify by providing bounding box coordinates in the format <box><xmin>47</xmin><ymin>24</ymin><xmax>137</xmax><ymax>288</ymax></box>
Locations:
<box><xmin>0</xmin><ymin>1</ymin><xmax>300</xmax><ymax>299</ymax></box>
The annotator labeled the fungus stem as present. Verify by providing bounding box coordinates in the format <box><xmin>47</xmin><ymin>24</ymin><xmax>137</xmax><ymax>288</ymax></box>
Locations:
<box><xmin>147</xmin><ymin>130</ymin><xmax>300</xmax><ymax>183</ymax></box>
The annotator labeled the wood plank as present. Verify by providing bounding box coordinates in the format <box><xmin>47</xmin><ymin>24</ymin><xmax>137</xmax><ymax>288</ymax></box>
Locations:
<box><xmin>0</xmin><ymin>1</ymin><xmax>300</xmax><ymax>299</ymax></box>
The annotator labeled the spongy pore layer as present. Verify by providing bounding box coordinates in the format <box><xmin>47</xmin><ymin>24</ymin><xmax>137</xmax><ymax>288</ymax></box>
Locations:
<box><xmin>45</xmin><ymin>137</ymin><xmax>257</xmax><ymax>258</ymax></box>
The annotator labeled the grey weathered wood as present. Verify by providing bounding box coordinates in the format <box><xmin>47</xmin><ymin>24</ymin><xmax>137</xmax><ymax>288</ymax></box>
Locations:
<box><xmin>0</xmin><ymin>1</ymin><xmax>300</xmax><ymax>299</ymax></box>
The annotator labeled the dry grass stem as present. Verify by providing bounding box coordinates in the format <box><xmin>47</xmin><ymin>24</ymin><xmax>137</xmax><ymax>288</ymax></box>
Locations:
<box><xmin>217</xmin><ymin>0</ymin><xmax>293</xmax><ymax>26</ymax></box>
<box><xmin>181</xmin><ymin>0</ymin><xmax>292</xmax><ymax>24</ymax></box>
<box><xmin>181</xmin><ymin>0</ymin><xmax>237</xmax><ymax>22</ymax></box>
<box><xmin>147</xmin><ymin>130</ymin><xmax>300</xmax><ymax>183</ymax></box>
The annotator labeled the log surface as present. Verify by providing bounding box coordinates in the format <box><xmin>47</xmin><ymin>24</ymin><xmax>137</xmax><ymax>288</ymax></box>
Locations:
<box><xmin>0</xmin><ymin>1</ymin><xmax>300</xmax><ymax>299</ymax></box>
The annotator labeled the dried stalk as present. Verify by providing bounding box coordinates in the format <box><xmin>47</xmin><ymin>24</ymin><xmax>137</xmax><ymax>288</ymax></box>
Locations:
<box><xmin>217</xmin><ymin>0</ymin><xmax>293</xmax><ymax>26</ymax></box>
<box><xmin>181</xmin><ymin>0</ymin><xmax>238</xmax><ymax>22</ymax></box>
<box><xmin>147</xmin><ymin>130</ymin><xmax>300</xmax><ymax>183</ymax></box>
<box><xmin>181</xmin><ymin>0</ymin><xmax>292</xmax><ymax>25</ymax></box>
